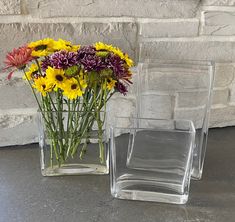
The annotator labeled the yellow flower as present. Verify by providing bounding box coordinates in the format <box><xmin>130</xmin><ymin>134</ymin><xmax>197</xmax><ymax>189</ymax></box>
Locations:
<box><xmin>94</xmin><ymin>42</ymin><xmax>114</xmax><ymax>51</ymax></box>
<box><xmin>23</xmin><ymin>63</ymin><xmax>39</xmax><ymax>80</ymax></box>
<box><xmin>123</xmin><ymin>54</ymin><xmax>134</xmax><ymax>67</ymax></box>
<box><xmin>103</xmin><ymin>78</ymin><xmax>116</xmax><ymax>90</ymax></box>
<box><xmin>46</xmin><ymin>67</ymin><xmax>66</xmax><ymax>89</ymax></box>
<box><xmin>80</xmin><ymin>78</ymin><xmax>88</xmax><ymax>89</ymax></box>
<box><xmin>33</xmin><ymin>77</ymin><xmax>53</xmax><ymax>96</ymax></box>
<box><xmin>94</xmin><ymin>42</ymin><xmax>134</xmax><ymax>67</ymax></box>
<box><xmin>28</xmin><ymin>38</ymin><xmax>55</xmax><ymax>57</ymax></box>
<box><xmin>53</xmin><ymin>39</ymin><xmax>80</xmax><ymax>52</ymax></box>
<box><xmin>62</xmin><ymin>78</ymin><xmax>84</xmax><ymax>100</ymax></box>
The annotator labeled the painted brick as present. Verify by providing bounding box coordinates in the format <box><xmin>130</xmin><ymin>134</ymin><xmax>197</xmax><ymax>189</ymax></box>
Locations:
<box><xmin>214</xmin><ymin>63</ymin><xmax>235</xmax><ymax>87</ymax></box>
<box><xmin>109</xmin><ymin>95</ymin><xmax>136</xmax><ymax>115</ymax></box>
<box><xmin>209</xmin><ymin>106</ymin><xmax>235</xmax><ymax>127</ymax></box>
<box><xmin>177</xmin><ymin>91</ymin><xmax>208</xmax><ymax>108</ymax></box>
<box><xmin>139</xmin><ymin>19</ymin><xmax>199</xmax><ymax>38</ymax></box>
<box><xmin>202</xmin><ymin>11</ymin><xmax>235</xmax><ymax>35</ymax></box>
<box><xmin>0</xmin><ymin>0</ymin><xmax>20</xmax><ymax>14</ymax></box>
<box><xmin>203</xmin><ymin>0</ymin><xmax>235</xmax><ymax>5</ymax></box>
<box><xmin>139</xmin><ymin>93</ymin><xmax>174</xmax><ymax>119</ymax></box>
<box><xmin>212</xmin><ymin>88</ymin><xmax>229</xmax><ymax>105</ymax></box>
<box><xmin>139</xmin><ymin>66</ymin><xmax>210</xmax><ymax>92</ymax></box>
<box><xmin>174</xmin><ymin>107</ymin><xmax>205</xmax><ymax>129</ymax></box>
<box><xmin>229</xmin><ymin>80</ymin><xmax>235</xmax><ymax>103</ymax></box>
<box><xmin>140</xmin><ymin>38</ymin><xmax>235</xmax><ymax>61</ymax></box>
<box><xmin>107</xmin><ymin>95</ymin><xmax>137</xmax><ymax>131</ymax></box>
<box><xmin>25</xmin><ymin>0</ymin><xmax>201</xmax><ymax>18</ymax></box>
<box><xmin>0</xmin><ymin>109</ymin><xmax>38</xmax><ymax>147</ymax></box>
<box><xmin>0</xmin><ymin>76</ymin><xmax>37</xmax><ymax>109</ymax></box>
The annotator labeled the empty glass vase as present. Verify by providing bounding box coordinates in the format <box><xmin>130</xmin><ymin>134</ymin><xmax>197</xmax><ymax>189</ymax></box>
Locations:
<box><xmin>137</xmin><ymin>59</ymin><xmax>215</xmax><ymax>180</ymax></box>
<box><xmin>110</xmin><ymin>117</ymin><xmax>195</xmax><ymax>204</ymax></box>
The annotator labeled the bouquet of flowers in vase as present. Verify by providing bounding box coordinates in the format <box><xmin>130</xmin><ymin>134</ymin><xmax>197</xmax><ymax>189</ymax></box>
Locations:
<box><xmin>3</xmin><ymin>38</ymin><xmax>134</xmax><ymax>176</ymax></box>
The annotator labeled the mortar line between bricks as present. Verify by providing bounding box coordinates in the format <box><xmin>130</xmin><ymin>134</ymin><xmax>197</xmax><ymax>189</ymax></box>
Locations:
<box><xmin>140</xmin><ymin>36</ymin><xmax>235</xmax><ymax>42</ymax></box>
<box><xmin>0</xmin><ymin>108</ymin><xmax>37</xmax><ymax>115</ymax></box>
<box><xmin>201</xmin><ymin>6</ymin><xmax>235</xmax><ymax>12</ymax></box>
<box><xmin>0</xmin><ymin>15</ymin><xmax>136</xmax><ymax>23</ymax></box>
<box><xmin>137</xmin><ymin>18</ymin><xmax>199</xmax><ymax>23</ymax></box>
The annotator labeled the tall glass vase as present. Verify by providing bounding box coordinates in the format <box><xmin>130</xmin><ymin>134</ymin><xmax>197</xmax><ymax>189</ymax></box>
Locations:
<box><xmin>137</xmin><ymin>59</ymin><xmax>215</xmax><ymax>180</ymax></box>
<box><xmin>38</xmin><ymin>110</ymin><xmax>109</xmax><ymax>176</ymax></box>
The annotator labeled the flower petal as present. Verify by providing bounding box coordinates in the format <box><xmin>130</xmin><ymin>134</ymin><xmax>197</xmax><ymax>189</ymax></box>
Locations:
<box><xmin>7</xmin><ymin>70</ymin><xmax>14</xmax><ymax>80</ymax></box>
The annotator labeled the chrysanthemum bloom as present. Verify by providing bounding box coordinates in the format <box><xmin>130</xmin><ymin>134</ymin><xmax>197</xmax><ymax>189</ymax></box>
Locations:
<box><xmin>107</xmin><ymin>54</ymin><xmax>126</xmax><ymax>77</ymax></box>
<box><xmin>41</xmin><ymin>56</ymin><xmax>53</xmax><ymax>72</ymax></box>
<box><xmin>80</xmin><ymin>54</ymin><xmax>104</xmax><ymax>72</ymax></box>
<box><xmin>53</xmin><ymin>39</ymin><xmax>80</xmax><ymax>52</ymax></box>
<box><xmin>4</xmin><ymin>46</ymin><xmax>33</xmax><ymax>79</ymax></box>
<box><xmin>115</xmin><ymin>81</ymin><xmax>128</xmax><ymax>95</ymax></box>
<box><xmin>94</xmin><ymin>42</ymin><xmax>133</xmax><ymax>67</ymax></box>
<box><xmin>33</xmin><ymin>77</ymin><xmax>53</xmax><ymax>96</ymax></box>
<box><xmin>62</xmin><ymin>78</ymin><xmax>84</xmax><ymax>100</ymax></box>
<box><xmin>106</xmin><ymin>54</ymin><xmax>133</xmax><ymax>86</ymax></box>
<box><xmin>28</xmin><ymin>38</ymin><xmax>55</xmax><ymax>57</ymax></box>
<box><xmin>77</xmin><ymin>46</ymin><xmax>96</xmax><ymax>60</ymax></box>
<box><xmin>23</xmin><ymin>63</ymin><xmax>39</xmax><ymax>80</ymax></box>
<box><xmin>50</xmin><ymin>51</ymin><xmax>79</xmax><ymax>69</ymax></box>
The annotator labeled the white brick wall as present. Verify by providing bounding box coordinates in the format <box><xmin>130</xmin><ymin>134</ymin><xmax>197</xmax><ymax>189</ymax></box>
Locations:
<box><xmin>1</xmin><ymin>0</ymin><xmax>235</xmax><ymax>146</ymax></box>
<box><xmin>0</xmin><ymin>0</ymin><xmax>20</xmax><ymax>14</ymax></box>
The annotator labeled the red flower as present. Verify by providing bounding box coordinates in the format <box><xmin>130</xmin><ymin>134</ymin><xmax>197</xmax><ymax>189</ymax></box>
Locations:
<box><xmin>3</xmin><ymin>46</ymin><xmax>33</xmax><ymax>79</ymax></box>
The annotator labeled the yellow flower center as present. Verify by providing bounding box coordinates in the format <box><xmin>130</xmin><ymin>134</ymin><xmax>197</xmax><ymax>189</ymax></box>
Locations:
<box><xmin>56</xmin><ymin>75</ymin><xmax>63</xmax><ymax>81</ymax></box>
<box><xmin>35</xmin><ymin>45</ymin><xmax>47</xmax><ymax>51</ymax></box>
<box><xmin>71</xmin><ymin>84</ymin><xmax>77</xmax><ymax>90</ymax></box>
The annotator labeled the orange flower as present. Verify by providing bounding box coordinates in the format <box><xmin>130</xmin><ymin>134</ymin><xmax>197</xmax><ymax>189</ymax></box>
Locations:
<box><xmin>4</xmin><ymin>46</ymin><xmax>33</xmax><ymax>79</ymax></box>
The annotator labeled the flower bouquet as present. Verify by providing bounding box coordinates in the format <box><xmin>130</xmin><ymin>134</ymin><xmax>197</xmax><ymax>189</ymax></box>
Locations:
<box><xmin>4</xmin><ymin>38</ymin><xmax>134</xmax><ymax>176</ymax></box>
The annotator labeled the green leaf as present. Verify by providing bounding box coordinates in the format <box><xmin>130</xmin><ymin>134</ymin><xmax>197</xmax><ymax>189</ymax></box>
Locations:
<box><xmin>96</xmin><ymin>51</ymin><xmax>109</xmax><ymax>57</ymax></box>
<box><xmin>65</xmin><ymin>65</ymin><xmax>79</xmax><ymax>76</ymax></box>
<box><xmin>88</xmin><ymin>71</ymin><xmax>99</xmax><ymax>86</ymax></box>
<box><xmin>99</xmin><ymin>68</ymin><xmax>113</xmax><ymax>78</ymax></box>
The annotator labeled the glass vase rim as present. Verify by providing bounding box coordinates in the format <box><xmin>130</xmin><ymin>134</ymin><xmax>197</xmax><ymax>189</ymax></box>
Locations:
<box><xmin>138</xmin><ymin>59</ymin><xmax>215</xmax><ymax>68</ymax></box>
<box><xmin>37</xmin><ymin>109</ymin><xmax>108</xmax><ymax>113</ymax></box>
<box><xmin>111</xmin><ymin>116</ymin><xmax>196</xmax><ymax>133</ymax></box>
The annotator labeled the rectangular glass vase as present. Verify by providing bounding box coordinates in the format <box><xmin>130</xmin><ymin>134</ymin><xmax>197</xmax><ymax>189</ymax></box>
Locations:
<box><xmin>110</xmin><ymin>117</ymin><xmax>195</xmax><ymax>204</ymax></box>
<box><xmin>38</xmin><ymin>110</ymin><xmax>109</xmax><ymax>176</ymax></box>
<box><xmin>137</xmin><ymin>59</ymin><xmax>215</xmax><ymax>180</ymax></box>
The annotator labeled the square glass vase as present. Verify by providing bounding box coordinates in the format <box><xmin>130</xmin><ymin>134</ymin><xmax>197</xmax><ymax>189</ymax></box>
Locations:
<box><xmin>110</xmin><ymin>117</ymin><xmax>196</xmax><ymax>204</ymax></box>
<box><xmin>38</xmin><ymin>110</ymin><xmax>109</xmax><ymax>176</ymax></box>
<box><xmin>137</xmin><ymin>59</ymin><xmax>215</xmax><ymax>180</ymax></box>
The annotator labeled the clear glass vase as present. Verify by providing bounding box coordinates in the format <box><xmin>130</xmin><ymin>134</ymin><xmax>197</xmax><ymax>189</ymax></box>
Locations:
<box><xmin>110</xmin><ymin>117</ymin><xmax>195</xmax><ymax>204</ymax></box>
<box><xmin>137</xmin><ymin>59</ymin><xmax>215</xmax><ymax>180</ymax></box>
<box><xmin>38</xmin><ymin>110</ymin><xmax>109</xmax><ymax>176</ymax></box>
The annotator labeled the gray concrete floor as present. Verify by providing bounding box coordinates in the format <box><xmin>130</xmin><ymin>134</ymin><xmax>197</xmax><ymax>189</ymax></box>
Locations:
<box><xmin>0</xmin><ymin>127</ymin><xmax>235</xmax><ymax>222</ymax></box>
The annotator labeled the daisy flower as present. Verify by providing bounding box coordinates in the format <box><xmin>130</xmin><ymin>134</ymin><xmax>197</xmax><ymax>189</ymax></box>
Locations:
<box><xmin>53</xmin><ymin>39</ymin><xmax>80</xmax><ymax>52</ymax></box>
<box><xmin>62</xmin><ymin>78</ymin><xmax>83</xmax><ymax>100</ymax></box>
<box><xmin>46</xmin><ymin>67</ymin><xmax>66</xmax><ymax>89</ymax></box>
<box><xmin>23</xmin><ymin>63</ymin><xmax>39</xmax><ymax>80</ymax></box>
<box><xmin>28</xmin><ymin>38</ymin><xmax>55</xmax><ymax>57</ymax></box>
<box><xmin>33</xmin><ymin>77</ymin><xmax>53</xmax><ymax>96</ymax></box>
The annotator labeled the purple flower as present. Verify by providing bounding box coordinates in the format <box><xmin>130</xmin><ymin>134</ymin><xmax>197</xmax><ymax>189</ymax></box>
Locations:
<box><xmin>106</xmin><ymin>54</ymin><xmax>127</xmax><ymax>78</ymax></box>
<box><xmin>77</xmin><ymin>46</ymin><xmax>96</xmax><ymax>60</ymax></box>
<box><xmin>41</xmin><ymin>56</ymin><xmax>53</xmax><ymax>72</ymax></box>
<box><xmin>115</xmin><ymin>81</ymin><xmax>128</xmax><ymax>95</ymax></box>
<box><xmin>81</xmin><ymin>54</ymin><xmax>104</xmax><ymax>72</ymax></box>
<box><xmin>50</xmin><ymin>51</ymin><xmax>78</xmax><ymax>69</ymax></box>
